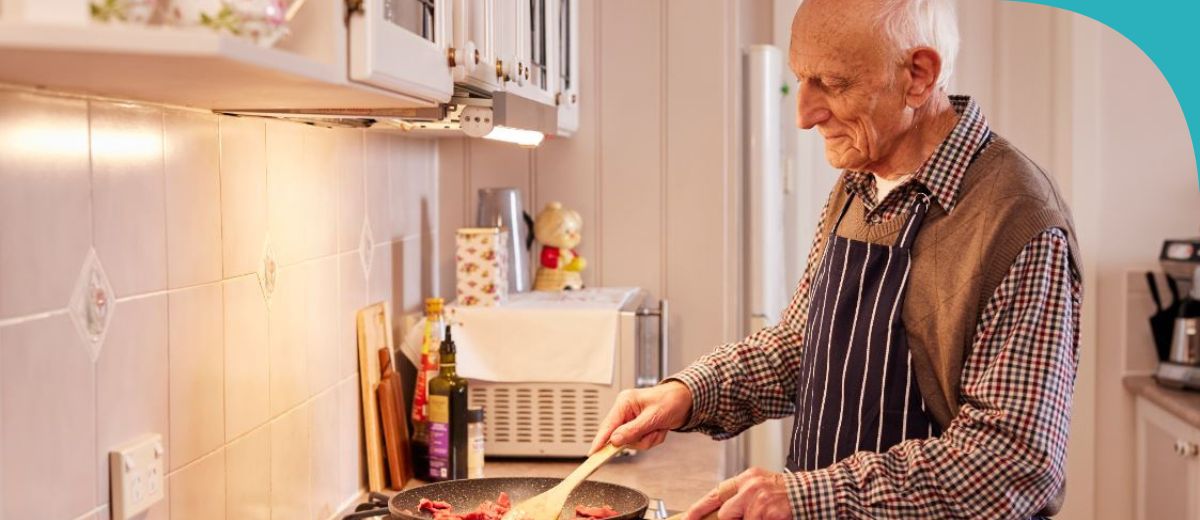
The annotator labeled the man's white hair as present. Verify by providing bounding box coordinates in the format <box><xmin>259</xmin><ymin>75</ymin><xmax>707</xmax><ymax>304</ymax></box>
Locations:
<box><xmin>875</xmin><ymin>0</ymin><xmax>959</xmax><ymax>89</ymax></box>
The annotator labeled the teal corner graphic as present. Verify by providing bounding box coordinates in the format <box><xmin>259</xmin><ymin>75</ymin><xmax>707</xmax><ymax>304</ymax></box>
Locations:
<box><xmin>1010</xmin><ymin>0</ymin><xmax>1200</xmax><ymax>186</ymax></box>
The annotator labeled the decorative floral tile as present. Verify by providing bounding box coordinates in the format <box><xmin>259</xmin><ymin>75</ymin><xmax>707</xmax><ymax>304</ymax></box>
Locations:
<box><xmin>358</xmin><ymin>215</ymin><xmax>374</xmax><ymax>279</ymax></box>
<box><xmin>258</xmin><ymin>237</ymin><xmax>278</xmax><ymax>306</ymax></box>
<box><xmin>68</xmin><ymin>248</ymin><xmax>115</xmax><ymax>362</ymax></box>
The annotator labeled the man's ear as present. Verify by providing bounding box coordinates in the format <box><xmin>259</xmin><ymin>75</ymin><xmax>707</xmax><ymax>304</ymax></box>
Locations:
<box><xmin>906</xmin><ymin>47</ymin><xmax>943</xmax><ymax>107</ymax></box>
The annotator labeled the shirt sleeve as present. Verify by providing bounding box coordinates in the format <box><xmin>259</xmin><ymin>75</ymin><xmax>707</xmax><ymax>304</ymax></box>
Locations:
<box><xmin>666</xmin><ymin>195</ymin><xmax>833</xmax><ymax>439</ymax></box>
<box><xmin>783</xmin><ymin>228</ymin><xmax>1081</xmax><ymax>518</ymax></box>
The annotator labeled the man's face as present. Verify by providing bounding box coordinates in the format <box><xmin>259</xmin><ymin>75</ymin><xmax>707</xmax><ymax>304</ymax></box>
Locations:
<box><xmin>788</xmin><ymin>5</ymin><xmax>912</xmax><ymax>172</ymax></box>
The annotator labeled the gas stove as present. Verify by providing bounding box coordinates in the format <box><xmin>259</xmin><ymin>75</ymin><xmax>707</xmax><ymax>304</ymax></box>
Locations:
<box><xmin>341</xmin><ymin>493</ymin><xmax>672</xmax><ymax>520</ymax></box>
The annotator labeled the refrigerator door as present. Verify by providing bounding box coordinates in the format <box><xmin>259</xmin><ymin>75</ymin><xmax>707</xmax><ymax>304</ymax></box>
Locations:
<box><xmin>743</xmin><ymin>44</ymin><xmax>788</xmax><ymax>473</ymax></box>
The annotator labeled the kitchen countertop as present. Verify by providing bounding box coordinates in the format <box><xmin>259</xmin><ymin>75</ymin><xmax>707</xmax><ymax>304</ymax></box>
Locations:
<box><xmin>1124</xmin><ymin>375</ymin><xmax>1200</xmax><ymax>429</ymax></box>
<box><xmin>336</xmin><ymin>433</ymin><xmax>726</xmax><ymax>519</ymax></box>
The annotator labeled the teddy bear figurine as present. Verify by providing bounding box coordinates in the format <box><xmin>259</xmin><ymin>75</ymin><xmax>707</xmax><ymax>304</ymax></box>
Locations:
<box><xmin>533</xmin><ymin>201</ymin><xmax>586</xmax><ymax>291</ymax></box>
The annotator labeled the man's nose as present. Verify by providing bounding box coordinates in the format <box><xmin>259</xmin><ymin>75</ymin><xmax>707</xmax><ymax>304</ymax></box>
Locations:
<box><xmin>796</xmin><ymin>81</ymin><xmax>831</xmax><ymax>129</ymax></box>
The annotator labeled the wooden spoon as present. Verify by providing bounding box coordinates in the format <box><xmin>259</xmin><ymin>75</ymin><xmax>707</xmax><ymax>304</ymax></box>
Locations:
<box><xmin>501</xmin><ymin>444</ymin><xmax>625</xmax><ymax>520</ymax></box>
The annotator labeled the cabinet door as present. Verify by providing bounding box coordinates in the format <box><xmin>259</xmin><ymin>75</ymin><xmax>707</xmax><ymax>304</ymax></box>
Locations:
<box><xmin>501</xmin><ymin>0</ymin><xmax>556</xmax><ymax>105</ymax></box>
<box><xmin>1135</xmin><ymin>398</ymin><xmax>1200</xmax><ymax>520</ymax></box>
<box><xmin>451</xmin><ymin>0</ymin><xmax>503</xmax><ymax>91</ymax></box>
<box><xmin>349</xmin><ymin>0</ymin><xmax>454</xmax><ymax>104</ymax></box>
<box><xmin>555</xmin><ymin>0</ymin><xmax>579</xmax><ymax>136</ymax></box>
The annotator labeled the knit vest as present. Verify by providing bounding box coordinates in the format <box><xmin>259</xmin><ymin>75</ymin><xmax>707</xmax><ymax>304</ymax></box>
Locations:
<box><xmin>818</xmin><ymin>135</ymin><xmax>1080</xmax><ymax>514</ymax></box>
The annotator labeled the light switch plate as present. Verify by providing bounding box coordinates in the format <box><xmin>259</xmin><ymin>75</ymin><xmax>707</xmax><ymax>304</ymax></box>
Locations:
<box><xmin>109</xmin><ymin>433</ymin><xmax>164</xmax><ymax>519</ymax></box>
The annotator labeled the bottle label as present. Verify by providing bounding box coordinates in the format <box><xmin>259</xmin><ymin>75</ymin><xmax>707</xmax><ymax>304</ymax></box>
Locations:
<box><xmin>428</xmin><ymin>395</ymin><xmax>450</xmax><ymax>480</ymax></box>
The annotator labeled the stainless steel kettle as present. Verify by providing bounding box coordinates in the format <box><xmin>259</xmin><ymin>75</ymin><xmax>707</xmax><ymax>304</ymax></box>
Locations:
<box><xmin>476</xmin><ymin>187</ymin><xmax>534</xmax><ymax>293</ymax></box>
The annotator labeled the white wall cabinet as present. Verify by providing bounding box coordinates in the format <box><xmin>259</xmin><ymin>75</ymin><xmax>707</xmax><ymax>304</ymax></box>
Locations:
<box><xmin>497</xmin><ymin>0</ymin><xmax>557</xmax><ymax>106</ymax></box>
<box><xmin>349</xmin><ymin>0</ymin><xmax>455</xmax><ymax>104</ymax></box>
<box><xmin>555</xmin><ymin>0</ymin><xmax>580</xmax><ymax>135</ymax></box>
<box><xmin>1135</xmin><ymin>397</ymin><xmax>1200</xmax><ymax>520</ymax></box>
<box><xmin>451</xmin><ymin>0</ymin><xmax>504</xmax><ymax>92</ymax></box>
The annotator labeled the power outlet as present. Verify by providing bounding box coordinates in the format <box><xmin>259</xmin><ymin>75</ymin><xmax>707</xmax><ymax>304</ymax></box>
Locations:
<box><xmin>109</xmin><ymin>433</ymin><xmax>164</xmax><ymax>520</ymax></box>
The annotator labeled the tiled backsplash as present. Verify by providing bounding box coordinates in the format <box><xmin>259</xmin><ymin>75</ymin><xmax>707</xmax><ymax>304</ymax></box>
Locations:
<box><xmin>0</xmin><ymin>87</ymin><xmax>439</xmax><ymax>520</ymax></box>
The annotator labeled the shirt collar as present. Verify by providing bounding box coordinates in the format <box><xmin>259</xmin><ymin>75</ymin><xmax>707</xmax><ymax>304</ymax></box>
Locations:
<box><xmin>842</xmin><ymin>95</ymin><xmax>991</xmax><ymax>214</ymax></box>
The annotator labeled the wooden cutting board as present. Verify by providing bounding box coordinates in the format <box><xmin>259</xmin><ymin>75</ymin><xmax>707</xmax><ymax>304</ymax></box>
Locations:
<box><xmin>357</xmin><ymin>302</ymin><xmax>392</xmax><ymax>492</ymax></box>
<box><xmin>378</xmin><ymin>347</ymin><xmax>413</xmax><ymax>488</ymax></box>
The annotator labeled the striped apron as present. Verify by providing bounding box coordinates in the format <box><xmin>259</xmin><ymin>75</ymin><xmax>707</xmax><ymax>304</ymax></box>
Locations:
<box><xmin>786</xmin><ymin>192</ymin><xmax>940</xmax><ymax>472</ymax></box>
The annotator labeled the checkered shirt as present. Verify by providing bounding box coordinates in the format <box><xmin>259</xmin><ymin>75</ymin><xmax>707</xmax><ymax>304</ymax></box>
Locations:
<box><xmin>670</xmin><ymin>96</ymin><xmax>1081</xmax><ymax>518</ymax></box>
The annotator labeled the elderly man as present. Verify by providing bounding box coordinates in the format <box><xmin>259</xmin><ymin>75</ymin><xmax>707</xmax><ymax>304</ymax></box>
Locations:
<box><xmin>589</xmin><ymin>0</ymin><xmax>1081</xmax><ymax>518</ymax></box>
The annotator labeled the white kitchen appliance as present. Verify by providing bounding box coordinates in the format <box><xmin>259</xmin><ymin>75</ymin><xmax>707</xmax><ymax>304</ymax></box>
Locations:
<box><xmin>739</xmin><ymin>44</ymin><xmax>789</xmax><ymax>472</ymax></box>
<box><xmin>461</xmin><ymin>289</ymin><xmax>668</xmax><ymax>457</ymax></box>
<box><xmin>1157</xmin><ymin>238</ymin><xmax>1200</xmax><ymax>390</ymax></box>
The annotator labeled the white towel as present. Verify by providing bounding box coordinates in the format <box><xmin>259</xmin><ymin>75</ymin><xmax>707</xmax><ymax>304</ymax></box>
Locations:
<box><xmin>447</xmin><ymin>287</ymin><xmax>639</xmax><ymax>384</ymax></box>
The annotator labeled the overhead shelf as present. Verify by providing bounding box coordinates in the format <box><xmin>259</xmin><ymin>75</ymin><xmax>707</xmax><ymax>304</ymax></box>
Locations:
<box><xmin>0</xmin><ymin>23</ymin><xmax>434</xmax><ymax>111</ymax></box>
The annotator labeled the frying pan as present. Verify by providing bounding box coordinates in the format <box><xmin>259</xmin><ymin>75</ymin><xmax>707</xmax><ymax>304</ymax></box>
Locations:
<box><xmin>389</xmin><ymin>478</ymin><xmax>649</xmax><ymax>520</ymax></box>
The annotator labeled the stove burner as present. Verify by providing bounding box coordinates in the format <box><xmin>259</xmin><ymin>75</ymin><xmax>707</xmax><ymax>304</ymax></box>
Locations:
<box><xmin>342</xmin><ymin>492</ymin><xmax>392</xmax><ymax>519</ymax></box>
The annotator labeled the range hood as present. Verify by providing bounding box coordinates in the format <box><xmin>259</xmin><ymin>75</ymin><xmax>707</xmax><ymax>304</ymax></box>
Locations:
<box><xmin>220</xmin><ymin>90</ymin><xmax>557</xmax><ymax>147</ymax></box>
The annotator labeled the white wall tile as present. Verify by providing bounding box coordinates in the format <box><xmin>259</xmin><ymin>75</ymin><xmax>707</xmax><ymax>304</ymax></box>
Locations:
<box><xmin>219</xmin><ymin>116</ymin><xmax>268</xmax><ymax>278</ymax></box>
<box><xmin>368</xmin><ymin>244</ymin><xmax>394</xmax><ymax>309</ymax></box>
<box><xmin>310</xmin><ymin>390</ymin><xmax>340</xmax><ymax>520</ymax></box>
<box><xmin>0</xmin><ymin>89</ymin><xmax>444</xmax><ymax>520</ymax></box>
<box><xmin>96</xmin><ymin>294</ymin><xmax>169</xmax><ymax>504</ymax></box>
<box><xmin>1</xmin><ymin>315</ymin><xmax>96</xmax><ymax>519</ymax></box>
<box><xmin>365</xmin><ymin>132</ymin><xmax>392</xmax><ymax>245</ymax></box>
<box><xmin>169</xmin><ymin>284</ymin><xmax>225</xmax><ymax>469</ymax></box>
<box><xmin>224</xmin><ymin>274</ymin><xmax>270</xmax><ymax>441</ymax></box>
<box><xmin>270</xmin><ymin>405</ymin><xmax>311</xmax><ymax>520</ymax></box>
<box><xmin>90</xmin><ymin>100</ymin><xmax>167</xmax><ymax>298</ymax></box>
<box><xmin>397</xmin><ymin>235</ymin><xmax>434</xmax><ymax>315</ymax></box>
<box><xmin>269</xmin><ymin>265</ymin><xmax>309</xmax><ymax>415</ymax></box>
<box><xmin>267</xmin><ymin>122</ymin><xmax>336</xmax><ymax>266</ymax></box>
<box><xmin>337</xmin><ymin>379</ymin><xmax>364</xmax><ymax>502</ymax></box>
<box><xmin>436</xmin><ymin>138</ymin><xmax>467</xmax><ymax>301</ymax></box>
<box><xmin>307</xmin><ymin>256</ymin><xmax>340</xmax><ymax>396</ymax></box>
<box><xmin>339</xmin><ymin>252</ymin><xmax>368</xmax><ymax>380</ymax></box>
<box><xmin>171</xmin><ymin>449</ymin><xmax>226</xmax><ymax>520</ymax></box>
<box><xmin>226</xmin><ymin>425</ymin><xmax>270</xmax><ymax>520</ymax></box>
<box><xmin>0</xmin><ymin>91</ymin><xmax>91</xmax><ymax>318</ymax></box>
<box><xmin>390</xmin><ymin>137</ymin><xmax>439</xmax><ymax>241</ymax></box>
<box><xmin>335</xmin><ymin>130</ymin><xmax>366</xmax><ymax>254</ymax></box>
<box><xmin>165</xmin><ymin>109</ymin><xmax>222</xmax><ymax>288</ymax></box>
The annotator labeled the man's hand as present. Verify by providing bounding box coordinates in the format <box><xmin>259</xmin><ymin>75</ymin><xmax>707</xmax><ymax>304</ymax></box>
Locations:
<box><xmin>682</xmin><ymin>468</ymin><xmax>793</xmax><ymax>520</ymax></box>
<box><xmin>587</xmin><ymin>381</ymin><xmax>693</xmax><ymax>454</ymax></box>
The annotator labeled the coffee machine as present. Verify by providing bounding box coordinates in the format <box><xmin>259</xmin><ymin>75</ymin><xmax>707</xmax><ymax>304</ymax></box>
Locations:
<box><xmin>1155</xmin><ymin>237</ymin><xmax>1200</xmax><ymax>389</ymax></box>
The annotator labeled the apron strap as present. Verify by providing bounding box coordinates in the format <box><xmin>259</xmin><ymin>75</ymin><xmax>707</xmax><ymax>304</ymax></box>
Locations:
<box><xmin>830</xmin><ymin>190</ymin><xmax>856</xmax><ymax>235</ymax></box>
<box><xmin>894</xmin><ymin>191</ymin><xmax>931</xmax><ymax>249</ymax></box>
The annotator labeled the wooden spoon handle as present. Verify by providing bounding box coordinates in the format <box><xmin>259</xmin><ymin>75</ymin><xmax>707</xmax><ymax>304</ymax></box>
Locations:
<box><xmin>556</xmin><ymin>443</ymin><xmax>623</xmax><ymax>492</ymax></box>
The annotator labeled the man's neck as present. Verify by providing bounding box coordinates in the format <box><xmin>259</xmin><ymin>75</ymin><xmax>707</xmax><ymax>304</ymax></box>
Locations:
<box><xmin>868</xmin><ymin>94</ymin><xmax>959</xmax><ymax>180</ymax></box>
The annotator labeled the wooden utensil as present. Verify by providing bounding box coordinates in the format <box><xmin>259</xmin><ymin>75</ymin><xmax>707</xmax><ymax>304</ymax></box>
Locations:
<box><xmin>357</xmin><ymin>302</ymin><xmax>393</xmax><ymax>492</ymax></box>
<box><xmin>378</xmin><ymin>347</ymin><xmax>413</xmax><ymax>489</ymax></box>
<box><xmin>501</xmin><ymin>444</ymin><xmax>625</xmax><ymax>520</ymax></box>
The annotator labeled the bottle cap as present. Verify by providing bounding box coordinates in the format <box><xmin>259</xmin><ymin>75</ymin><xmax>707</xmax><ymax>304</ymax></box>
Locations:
<box><xmin>467</xmin><ymin>407</ymin><xmax>485</xmax><ymax>423</ymax></box>
<box><xmin>425</xmin><ymin>298</ymin><xmax>444</xmax><ymax>316</ymax></box>
<box><xmin>440</xmin><ymin>324</ymin><xmax>456</xmax><ymax>354</ymax></box>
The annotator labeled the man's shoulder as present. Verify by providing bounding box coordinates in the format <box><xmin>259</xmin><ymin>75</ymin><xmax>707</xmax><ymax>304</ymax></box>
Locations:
<box><xmin>962</xmin><ymin>134</ymin><xmax>1065</xmax><ymax>210</ymax></box>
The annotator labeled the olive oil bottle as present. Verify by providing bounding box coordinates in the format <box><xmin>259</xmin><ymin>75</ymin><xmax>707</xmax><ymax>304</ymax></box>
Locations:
<box><xmin>427</xmin><ymin>325</ymin><xmax>469</xmax><ymax>480</ymax></box>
